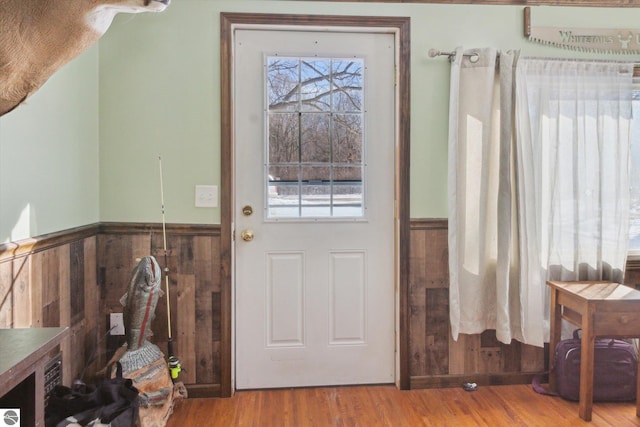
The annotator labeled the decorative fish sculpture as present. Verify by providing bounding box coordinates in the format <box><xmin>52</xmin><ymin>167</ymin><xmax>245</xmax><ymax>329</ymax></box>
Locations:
<box><xmin>121</xmin><ymin>255</ymin><xmax>162</xmax><ymax>351</ymax></box>
<box><xmin>115</xmin><ymin>256</ymin><xmax>179</xmax><ymax>409</ymax></box>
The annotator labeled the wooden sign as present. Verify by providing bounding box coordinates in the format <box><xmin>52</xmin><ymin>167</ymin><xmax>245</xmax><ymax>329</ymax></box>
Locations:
<box><xmin>524</xmin><ymin>7</ymin><xmax>640</xmax><ymax>54</ymax></box>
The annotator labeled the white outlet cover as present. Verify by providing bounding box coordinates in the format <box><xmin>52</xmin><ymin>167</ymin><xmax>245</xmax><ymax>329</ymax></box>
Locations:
<box><xmin>195</xmin><ymin>185</ymin><xmax>218</xmax><ymax>208</ymax></box>
<box><xmin>110</xmin><ymin>313</ymin><xmax>125</xmax><ymax>335</ymax></box>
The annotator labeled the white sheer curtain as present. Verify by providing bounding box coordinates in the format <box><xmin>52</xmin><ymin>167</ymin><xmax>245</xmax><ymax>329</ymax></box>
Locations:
<box><xmin>448</xmin><ymin>48</ymin><xmax>634</xmax><ymax>347</ymax></box>
<box><xmin>514</xmin><ymin>59</ymin><xmax>634</xmax><ymax>345</ymax></box>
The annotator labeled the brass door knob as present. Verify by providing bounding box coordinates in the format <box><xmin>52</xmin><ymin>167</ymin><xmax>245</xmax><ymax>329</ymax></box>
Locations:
<box><xmin>240</xmin><ymin>229</ymin><xmax>254</xmax><ymax>242</ymax></box>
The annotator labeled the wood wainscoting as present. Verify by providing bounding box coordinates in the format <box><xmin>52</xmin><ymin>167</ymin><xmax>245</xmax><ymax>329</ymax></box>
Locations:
<box><xmin>409</xmin><ymin>219</ymin><xmax>546</xmax><ymax>389</ymax></box>
<box><xmin>15</xmin><ymin>219</ymin><xmax>640</xmax><ymax>396</ymax></box>
<box><xmin>408</xmin><ymin>221</ymin><xmax>640</xmax><ymax>388</ymax></box>
<box><xmin>97</xmin><ymin>222</ymin><xmax>222</xmax><ymax>398</ymax></box>
<box><xmin>98</xmin><ymin>219</ymin><xmax>547</xmax><ymax>393</ymax></box>
<box><xmin>0</xmin><ymin>224</ymin><xmax>99</xmax><ymax>387</ymax></box>
<box><xmin>0</xmin><ymin>222</ymin><xmax>223</xmax><ymax>396</ymax></box>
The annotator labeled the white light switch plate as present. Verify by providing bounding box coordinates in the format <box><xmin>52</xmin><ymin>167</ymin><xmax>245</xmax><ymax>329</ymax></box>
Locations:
<box><xmin>195</xmin><ymin>185</ymin><xmax>218</xmax><ymax>208</ymax></box>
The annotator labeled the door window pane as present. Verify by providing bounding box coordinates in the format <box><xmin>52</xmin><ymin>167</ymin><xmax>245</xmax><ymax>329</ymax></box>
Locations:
<box><xmin>300</xmin><ymin>60</ymin><xmax>332</xmax><ymax>112</ymax></box>
<box><xmin>267</xmin><ymin>58</ymin><xmax>300</xmax><ymax>112</ymax></box>
<box><xmin>301</xmin><ymin>166</ymin><xmax>331</xmax><ymax>217</ymax></box>
<box><xmin>266</xmin><ymin>56</ymin><xmax>365</xmax><ymax>219</ymax></box>
<box><xmin>301</xmin><ymin>113</ymin><xmax>331</xmax><ymax>163</ymax></box>
<box><xmin>333</xmin><ymin>114</ymin><xmax>362</xmax><ymax>164</ymax></box>
<box><xmin>332</xmin><ymin>59</ymin><xmax>363</xmax><ymax>112</ymax></box>
<box><xmin>333</xmin><ymin>166</ymin><xmax>363</xmax><ymax>217</ymax></box>
<box><xmin>268</xmin><ymin>166</ymin><xmax>299</xmax><ymax>218</ymax></box>
<box><xmin>269</xmin><ymin>112</ymin><xmax>299</xmax><ymax>163</ymax></box>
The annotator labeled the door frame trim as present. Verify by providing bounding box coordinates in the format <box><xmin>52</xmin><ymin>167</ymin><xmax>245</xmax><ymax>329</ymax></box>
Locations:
<box><xmin>220</xmin><ymin>12</ymin><xmax>410</xmax><ymax>396</ymax></box>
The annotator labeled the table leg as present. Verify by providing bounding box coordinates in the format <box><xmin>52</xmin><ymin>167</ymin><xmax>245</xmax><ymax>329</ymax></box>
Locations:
<box><xmin>548</xmin><ymin>288</ymin><xmax>561</xmax><ymax>392</ymax></box>
<box><xmin>636</xmin><ymin>354</ymin><xmax>640</xmax><ymax>417</ymax></box>
<box><xmin>35</xmin><ymin>363</ymin><xmax>45</xmax><ymax>427</ymax></box>
<box><xmin>579</xmin><ymin>311</ymin><xmax>595</xmax><ymax>421</ymax></box>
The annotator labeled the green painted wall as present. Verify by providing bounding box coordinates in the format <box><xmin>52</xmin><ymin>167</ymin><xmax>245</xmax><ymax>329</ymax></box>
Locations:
<box><xmin>99</xmin><ymin>1</ymin><xmax>640</xmax><ymax>224</ymax></box>
<box><xmin>3</xmin><ymin>1</ymin><xmax>640</xmax><ymax>243</ymax></box>
<box><xmin>0</xmin><ymin>45</ymin><xmax>99</xmax><ymax>243</ymax></box>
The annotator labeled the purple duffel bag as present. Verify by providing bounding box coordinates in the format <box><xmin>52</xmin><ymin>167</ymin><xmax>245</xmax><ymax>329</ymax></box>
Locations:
<box><xmin>554</xmin><ymin>329</ymin><xmax>637</xmax><ymax>401</ymax></box>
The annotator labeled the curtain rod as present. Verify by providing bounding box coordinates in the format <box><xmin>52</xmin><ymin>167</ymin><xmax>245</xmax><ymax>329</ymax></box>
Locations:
<box><xmin>428</xmin><ymin>49</ymin><xmax>640</xmax><ymax>72</ymax></box>
<box><xmin>427</xmin><ymin>49</ymin><xmax>481</xmax><ymax>63</ymax></box>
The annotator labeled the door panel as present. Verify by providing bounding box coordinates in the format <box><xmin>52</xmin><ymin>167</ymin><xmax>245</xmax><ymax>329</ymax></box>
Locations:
<box><xmin>266</xmin><ymin>252</ymin><xmax>304</xmax><ymax>347</ymax></box>
<box><xmin>329</xmin><ymin>251</ymin><xmax>366</xmax><ymax>344</ymax></box>
<box><xmin>234</xmin><ymin>28</ymin><xmax>395</xmax><ymax>389</ymax></box>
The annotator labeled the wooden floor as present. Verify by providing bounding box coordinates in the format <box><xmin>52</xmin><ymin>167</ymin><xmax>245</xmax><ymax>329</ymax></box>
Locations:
<box><xmin>166</xmin><ymin>384</ymin><xmax>640</xmax><ymax>426</ymax></box>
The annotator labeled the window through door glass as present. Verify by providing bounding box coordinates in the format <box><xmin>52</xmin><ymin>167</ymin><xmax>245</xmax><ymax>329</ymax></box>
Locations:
<box><xmin>266</xmin><ymin>56</ymin><xmax>365</xmax><ymax>219</ymax></box>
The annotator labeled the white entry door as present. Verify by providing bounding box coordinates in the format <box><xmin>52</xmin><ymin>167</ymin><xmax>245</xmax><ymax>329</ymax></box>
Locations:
<box><xmin>234</xmin><ymin>28</ymin><xmax>396</xmax><ymax>389</ymax></box>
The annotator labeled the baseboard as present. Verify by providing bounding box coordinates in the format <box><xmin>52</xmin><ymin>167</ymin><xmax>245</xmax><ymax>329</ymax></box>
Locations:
<box><xmin>185</xmin><ymin>383</ymin><xmax>222</xmax><ymax>398</ymax></box>
<box><xmin>410</xmin><ymin>372</ymin><xmax>547</xmax><ymax>389</ymax></box>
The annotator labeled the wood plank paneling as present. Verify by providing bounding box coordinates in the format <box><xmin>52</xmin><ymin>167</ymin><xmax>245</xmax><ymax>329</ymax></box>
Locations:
<box><xmin>522</xmin><ymin>341</ymin><xmax>546</xmax><ymax>372</ymax></box>
<box><xmin>195</xmin><ymin>236</ymin><xmax>215</xmax><ymax>384</ymax></box>
<box><xmin>151</xmin><ymin>231</ymin><xmax>170</xmax><ymax>356</ymax></box>
<box><xmin>211</xmin><ymin>292</ymin><xmax>222</xmax><ymax>385</ymax></box>
<box><xmin>0</xmin><ymin>256</ymin><xmax>30</xmax><ymax>328</ymax></box>
<box><xmin>11</xmin><ymin>257</ymin><xmax>31</xmax><ymax>328</ymax></box>
<box><xmin>0</xmin><ymin>259</ymin><xmax>13</xmax><ymax>327</ymax></box>
<box><xmin>0</xmin><ymin>224</ymin><xmax>98</xmax><ymax>263</ymax></box>
<box><xmin>97</xmin><ymin>223</ymin><xmax>222</xmax><ymax>394</ymax></box>
<box><xmin>409</xmin><ymin>222</ymin><xmax>448</xmax><ymax>290</ymax></box>
<box><xmin>70</xmin><ymin>240</ymin><xmax>85</xmax><ymax>326</ymax></box>
<box><xmin>83</xmin><ymin>237</ymin><xmax>100</xmax><ymax>380</ymax></box>
<box><xmin>1</xmin><ymin>217</ymin><xmax>588</xmax><ymax>396</ymax></box>
<box><xmin>409</xmin><ymin>219</ymin><xmax>545</xmax><ymax>389</ymax></box>
<box><xmin>409</xmin><ymin>281</ymin><xmax>427</xmax><ymax>375</ymax></box>
<box><xmin>0</xmin><ymin>223</ymin><xmax>222</xmax><ymax>391</ymax></box>
<box><xmin>178</xmin><ymin>274</ymin><xmax>196</xmax><ymax>384</ymax></box>
<box><xmin>0</xmin><ymin>227</ymin><xmax>99</xmax><ymax>387</ymax></box>
<box><xmin>68</xmin><ymin>320</ymin><xmax>87</xmax><ymax>386</ymax></box>
<box><xmin>57</xmin><ymin>244</ymin><xmax>72</xmax><ymax>385</ymax></box>
<box><xmin>425</xmin><ymin>288</ymin><xmax>449</xmax><ymax>375</ymax></box>
<box><xmin>624</xmin><ymin>265</ymin><xmax>640</xmax><ymax>290</ymax></box>
<box><xmin>39</xmin><ymin>247</ymin><xmax>61</xmax><ymax>328</ymax></box>
<box><xmin>448</xmin><ymin>332</ymin><xmax>467</xmax><ymax>375</ymax></box>
<box><xmin>98</xmin><ymin>233</ymin><xmax>135</xmax><ymax>365</ymax></box>
<box><xmin>30</xmin><ymin>250</ymin><xmax>44</xmax><ymax>329</ymax></box>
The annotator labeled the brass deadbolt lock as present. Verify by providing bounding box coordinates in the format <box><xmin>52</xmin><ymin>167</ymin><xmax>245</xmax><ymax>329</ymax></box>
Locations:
<box><xmin>242</xmin><ymin>205</ymin><xmax>253</xmax><ymax>216</ymax></box>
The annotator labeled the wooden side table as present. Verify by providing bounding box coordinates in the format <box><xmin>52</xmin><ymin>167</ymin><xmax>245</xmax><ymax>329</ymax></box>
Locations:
<box><xmin>547</xmin><ymin>281</ymin><xmax>640</xmax><ymax>421</ymax></box>
<box><xmin>0</xmin><ymin>327</ymin><xmax>68</xmax><ymax>427</ymax></box>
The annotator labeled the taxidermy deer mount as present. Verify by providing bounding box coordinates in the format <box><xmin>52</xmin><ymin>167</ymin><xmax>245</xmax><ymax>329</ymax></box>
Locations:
<box><xmin>0</xmin><ymin>0</ymin><xmax>170</xmax><ymax>117</ymax></box>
